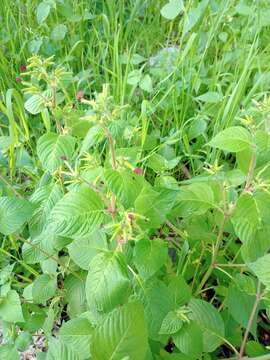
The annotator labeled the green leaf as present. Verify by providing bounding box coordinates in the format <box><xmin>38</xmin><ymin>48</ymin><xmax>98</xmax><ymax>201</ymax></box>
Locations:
<box><xmin>64</xmin><ymin>275</ymin><xmax>87</xmax><ymax>318</ymax></box>
<box><xmin>104</xmin><ymin>169</ymin><xmax>141</xmax><ymax>208</ymax></box>
<box><xmin>196</xmin><ymin>91</ymin><xmax>222</xmax><ymax>103</ymax></box>
<box><xmin>173</xmin><ymin>321</ymin><xmax>203</xmax><ymax>358</ymax></box>
<box><xmin>32</xmin><ymin>274</ymin><xmax>57</xmax><ymax>304</ymax></box>
<box><xmin>134</xmin><ymin>238</ymin><xmax>167</xmax><ymax>279</ymax></box>
<box><xmin>160</xmin><ymin>0</ymin><xmax>184</xmax><ymax>20</ymax></box>
<box><xmin>140</xmin><ymin>280</ymin><xmax>174</xmax><ymax>340</ymax></box>
<box><xmin>168</xmin><ymin>275</ymin><xmax>192</xmax><ymax>307</ymax></box>
<box><xmin>59</xmin><ymin>318</ymin><xmax>93</xmax><ymax>360</ymax></box>
<box><xmin>91</xmin><ymin>302</ymin><xmax>148</xmax><ymax>360</ymax></box>
<box><xmin>159</xmin><ymin>310</ymin><xmax>183</xmax><ymax>334</ymax></box>
<box><xmin>226</xmin><ymin>282</ymin><xmax>257</xmax><ymax>336</ymax></box>
<box><xmin>139</xmin><ymin>74</ymin><xmax>153</xmax><ymax>93</ymax></box>
<box><xmin>51</xmin><ymin>24</ymin><xmax>68</xmax><ymax>41</ymax></box>
<box><xmin>0</xmin><ymin>345</ymin><xmax>20</xmax><ymax>360</ymax></box>
<box><xmin>127</xmin><ymin>69</ymin><xmax>141</xmax><ymax>85</ymax></box>
<box><xmin>208</xmin><ymin>126</ymin><xmax>252</xmax><ymax>152</ymax></box>
<box><xmin>37</xmin><ymin>1</ymin><xmax>51</xmax><ymax>24</ymax></box>
<box><xmin>189</xmin><ymin>298</ymin><xmax>225</xmax><ymax>352</ymax></box>
<box><xmin>24</xmin><ymin>94</ymin><xmax>45</xmax><ymax>114</ymax></box>
<box><xmin>22</xmin><ymin>232</ymin><xmax>55</xmax><ymax>264</ymax></box>
<box><xmin>183</xmin><ymin>0</ymin><xmax>209</xmax><ymax>36</ymax></box>
<box><xmin>86</xmin><ymin>252</ymin><xmax>131</xmax><ymax>313</ymax></box>
<box><xmin>135</xmin><ymin>187</ymin><xmax>177</xmax><ymax>229</ymax></box>
<box><xmin>249</xmin><ymin>254</ymin><xmax>270</xmax><ymax>290</ymax></box>
<box><xmin>0</xmin><ymin>197</ymin><xmax>34</xmax><ymax>235</ymax></box>
<box><xmin>48</xmin><ymin>187</ymin><xmax>104</xmax><ymax>238</ymax></box>
<box><xmin>0</xmin><ymin>290</ymin><xmax>24</xmax><ymax>323</ymax></box>
<box><xmin>173</xmin><ymin>183</ymin><xmax>214</xmax><ymax>217</ymax></box>
<box><xmin>47</xmin><ymin>338</ymin><xmax>81</xmax><ymax>360</ymax></box>
<box><xmin>37</xmin><ymin>132</ymin><xmax>76</xmax><ymax>173</ymax></box>
<box><xmin>68</xmin><ymin>230</ymin><xmax>107</xmax><ymax>270</ymax></box>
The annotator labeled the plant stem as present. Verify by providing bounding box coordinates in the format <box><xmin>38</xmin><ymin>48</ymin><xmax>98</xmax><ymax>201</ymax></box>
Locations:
<box><xmin>244</xmin><ymin>150</ymin><xmax>256</xmax><ymax>192</ymax></box>
<box><xmin>0</xmin><ymin>172</ymin><xmax>23</xmax><ymax>198</ymax></box>
<box><xmin>238</xmin><ymin>280</ymin><xmax>262</xmax><ymax>360</ymax></box>
<box><xmin>195</xmin><ymin>213</ymin><xmax>227</xmax><ymax>295</ymax></box>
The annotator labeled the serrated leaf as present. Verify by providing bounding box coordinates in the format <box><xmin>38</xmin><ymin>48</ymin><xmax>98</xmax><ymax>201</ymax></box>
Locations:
<box><xmin>37</xmin><ymin>132</ymin><xmax>75</xmax><ymax>173</ymax></box>
<box><xmin>59</xmin><ymin>318</ymin><xmax>93</xmax><ymax>360</ymax></box>
<box><xmin>68</xmin><ymin>230</ymin><xmax>108</xmax><ymax>270</ymax></box>
<box><xmin>189</xmin><ymin>298</ymin><xmax>225</xmax><ymax>352</ymax></box>
<box><xmin>208</xmin><ymin>126</ymin><xmax>252</xmax><ymax>152</ymax></box>
<box><xmin>37</xmin><ymin>2</ymin><xmax>51</xmax><ymax>24</ymax></box>
<box><xmin>0</xmin><ymin>197</ymin><xmax>34</xmax><ymax>235</ymax></box>
<box><xmin>86</xmin><ymin>252</ymin><xmax>131</xmax><ymax>313</ymax></box>
<box><xmin>47</xmin><ymin>338</ymin><xmax>81</xmax><ymax>360</ymax></box>
<box><xmin>22</xmin><ymin>232</ymin><xmax>56</xmax><ymax>264</ymax></box>
<box><xmin>0</xmin><ymin>290</ymin><xmax>24</xmax><ymax>323</ymax></box>
<box><xmin>91</xmin><ymin>302</ymin><xmax>148</xmax><ymax>360</ymax></box>
<box><xmin>51</xmin><ymin>24</ymin><xmax>68</xmax><ymax>41</ymax></box>
<box><xmin>249</xmin><ymin>254</ymin><xmax>270</xmax><ymax>290</ymax></box>
<box><xmin>48</xmin><ymin>187</ymin><xmax>104</xmax><ymax>238</ymax></box>
<box><xmin>32</xmin><ymin>274</ymin><xmax>57</xmax><ymax>304</ymax></box>
<box><xmin>159</xmin><ymin>311</ymin><xmax>183</xmax><ymax>334</ymax></box>
<box><xmin>64</xmin><ymin>275</ymin><xmax>87</xmax><ymax>317</ymax></box>
<box><xmin>135</xmin><ymin>187</ymin><xmax>177</xmax><ymax>229</ymax></box>
<box><xmin>168</xmin><ymin>275</ymin><xmax>192</xmax><ymax>307</ymax></box>
<box><xmin>104</xmin><ymin>169</ymin><xmax>141</xmax><ymax>208</ymax></box>
<box><xmin>134</xmin><ymin>238</ymin><xmax>167</xmax><ymax>279</ymax></box>
<box><xmin>173</xmin><ymin>321</ymin><xmax>203</xmax><ymax>358</ymax></box>
<box><xmin>160</xmin><ymin>0</ymin><xmax>184</xmax><ymax>20</ymax></box>
<box><xmin>24</xmin><ymin>94</ymin><xmax>45</xmax><ymax>114</ymax></box>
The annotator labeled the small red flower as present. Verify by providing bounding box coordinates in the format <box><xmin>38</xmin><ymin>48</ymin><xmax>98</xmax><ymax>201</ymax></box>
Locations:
<box><xmin>133</xmin><ymin>167</ymin><xmax>142</xmax><ymax>175</ymax></box>
<box><xmin>19</xmin><ymin>64</ymin><xmax>27</xmax><ymax>72</ymax></box>
<box><xmin>128</xmin><ymin>213</ymin><xmax>134</xmax><ymax>221</ymax></box>
<box><xmin>15</xmin><ymin>76</ymin><xmax>22</xmax><ymax>82</ymax></box>
<box><xmin>76</xmin><ymin>90</ymin><xmax>84</xmax><ymax>101</ymax></box>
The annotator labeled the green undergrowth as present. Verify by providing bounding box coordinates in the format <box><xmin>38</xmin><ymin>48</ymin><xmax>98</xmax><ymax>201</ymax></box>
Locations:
<box><xmin>1</xmin><ymin>1</ymin><xmax>270</xmax><ymax>359</ymax></box>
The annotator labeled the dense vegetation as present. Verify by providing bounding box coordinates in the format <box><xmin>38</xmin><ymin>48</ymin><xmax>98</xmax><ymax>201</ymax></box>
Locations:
<box><xmin>1</xmin><ymin>0</ymin><xmax>270</xmax><ymax>359</ymax></box>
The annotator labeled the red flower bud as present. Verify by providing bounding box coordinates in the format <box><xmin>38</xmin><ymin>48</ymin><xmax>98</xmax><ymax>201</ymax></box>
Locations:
<box><xmin>19</xmin><ymin>64</ymin><xmax>27</xmax><ymax>72</ymax></box>
<box><xmin>76</xmin><ymin>90</ymin><xmax>84</xmax><ymax>101</ymax></box>
<box><xmin>133</xmin><ymin>167</ymin><xmax>142</xmax><ymax>175</ymax></box>
<box><xmin>15</xmin><ymin>76</ymin><xmax>22</xmax><ymax>82</ymax></box>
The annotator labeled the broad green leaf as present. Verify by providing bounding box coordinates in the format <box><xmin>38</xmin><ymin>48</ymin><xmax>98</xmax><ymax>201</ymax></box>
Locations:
<box><xmin>196</xmin><ymin>91</ymin><xmax>222</xmax><ymax>103</ymax></box>
<box><xmin>24</xmin><ymin>94</ymin><xmax>45</xmax><ymax>114</ymax></box>
<box><xmin>0</xmin><ymin>345</ymin><xmax>20</xmax><ymax>360</ymax></box>
<box><xmin>32</xmin><ymin>274</ymin><xmax>57</xmax><ymax>304</ymax></box>
<box><xmin>104</xmin><ymin>169</ymin><xmax>141</xmax><ymax>208</ymax></box>
<box><xmin>47</xmin><ymin>338</ymin><xmax>81</xmax><ymax>360</ymax></box>
<box><xmin>173</xmin><ymin>183</ymin><xmax>214</xmax><ymax>217</ymax></box>
<box><xmin>241</xmin><ymin>226</ymin><xmax>270</xmax><ymax>263</ymax></box>
<box><xmin>160</xmin><ymin>0</ymin><xmax>184</xmax><ymax>20</ymax></box>
<box><xmin>134</xmin><ymin>238</ymin><xmax>167</xmax><ymax>279</ymax></box>
<box><xmin>135</xmin><ymin>187</ymin><xmax>177</xmax><ymax>229</ymax></box>
<box><xmin>15</xmin><ymin>331</ymin><xmax>32</xmax><ymax>351</ymax></box>
<box><xmin>0</xmin><ymin>290</ymin><xmax>24</xmax><ymax>323</ymax></box>
<box><xmin>30</xmin><ymin>182</ymin><xmax>63</xmax><ymax>232</ymax></box>
<box><xmin>208</xmin><ymin>126</ymin><xmax>252</xmax><ymax>152</ymax></box>
<box><xmin>173</xmin><ymin>321</ymin><xmax>203</xmax><ymax>358</ymax></box>
<box><xmin>64</xmin><ymin>275</ymin><xmax>87</xmax><ymax>317</ymax></box>
<box><xmin>22</xmin><ymin>232</ymin><xmax>56</xmax><ymax>264</ymax></box>
<box><xmin>226</xmin><ymin>282</ymin><xmax>257</xmax><ymax>336</ymax></box>
<box><xmin>189</xmin><ymin>298</ymin><xmax>224</xmax><ymax>352</ymax></box>
<box><xmin>183</xmin><ymin>0</ymin><xmax>209</xmax><ymax>36</ymax></box>
<box><xmin>68</xmin><ymin>230</ymin><xmax>107</xmax><ymax>270</ymax></box>
<box><xmin>86</xmin><ymin>252</ymin><xmax>131</xmax><ymax>313</ymax></box>
<box><xmin>51</xmin><ymin>24</ymin><xmax>68</xmax><ymax>41</ymax></box>
<box><xmin>249</xmin><ymin>254</ymin><xmax>270</xmax><ymax>289</ymax></box>
<box><xmin>139</xmin><ymin>280</ymin><xmax>174</xmax><ymax>340</ymax></box>
<box><xmin>159</xmin><ymin>310</ymin><xmax>183</xmax><ymax>334</ymax></box>
<box><xmin>168</xmin><ymin>275</ymin><xmax>191</xmax><ymax>307</ymax></box>
<box><xmin>37</xmin><ymin>1</ymin><xmax>51</xmax><ymax>24</ymax></box>
<box><xmin>59</xmin><ymin>318</ymin><xmax>93</xmax><ymax>360</ymax></box>
<box><xmin>127</xmin><ymin>69</ymin><xmax>141</xmax><ymax>85</ymax></box>
<box><xmin>0</xmin><ymin>197</ymin><xmax>34</xmax><ymax>235</ymax></box>
<box><xmin>48</xmin><ymin>187</ymin><xmax>104</xmax><ymax>238</ymax></box>
<box><xmin>37</xmin><ymin>132</ymin><xmax>75</xmax><ymax>173</ymax></box>
<box><xmin>91</xmin><ymin>302</ymin><xmax>148</xmax><ymax>360</ymax></box>
<box><xmin>139</xmin><ymin>74</ymin><xmax>153</xmax><ymax>93</ymax></box>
